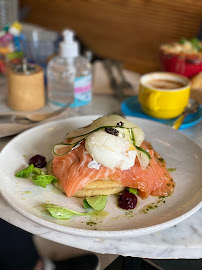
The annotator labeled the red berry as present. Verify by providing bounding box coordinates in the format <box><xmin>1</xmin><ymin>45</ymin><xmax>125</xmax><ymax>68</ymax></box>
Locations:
<box><xmin>118</xmin><ymin>190</ymin><xmax>137</xmax><ymax>210</ymax></box>
<box><xmin>29</xmin><ymin>155</ymin><xmax>46</xmax><ymax>168</ymax></box>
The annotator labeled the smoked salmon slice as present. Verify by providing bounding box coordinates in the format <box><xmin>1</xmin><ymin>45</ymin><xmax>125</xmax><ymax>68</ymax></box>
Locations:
<box><xmin>53</xmin><ymin>141</ymin><xmax>175</xmax><ymax>198</ymax></box>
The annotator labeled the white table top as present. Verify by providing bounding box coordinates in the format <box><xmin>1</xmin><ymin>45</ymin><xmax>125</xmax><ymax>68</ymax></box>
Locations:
<box><xmin>0</xmin><ymin>75</ymin><xmax>202</xmax><ymax>259</ymax></box>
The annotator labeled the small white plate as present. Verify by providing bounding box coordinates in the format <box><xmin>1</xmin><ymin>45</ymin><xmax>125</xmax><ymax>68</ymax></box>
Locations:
<box><xmin>0</xmin><ymin>116</ymin><xmax>201</xmax><ymax>238</ymax></box>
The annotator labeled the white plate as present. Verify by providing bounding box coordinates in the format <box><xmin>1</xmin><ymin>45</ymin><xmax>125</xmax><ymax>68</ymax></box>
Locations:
<box><xmin>0</xmin><ymin>116</ymin><xmax>201</xmax><ymax>238</ymax></box>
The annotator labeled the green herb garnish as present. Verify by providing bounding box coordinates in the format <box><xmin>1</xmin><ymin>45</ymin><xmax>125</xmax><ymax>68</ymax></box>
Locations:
<box><xmin>32</xmin><ymin>167</ymin><xmax>45</xmax><ymax>175</ymax></box>
<box><xmin>179</xmin><ymin>37</ymin><xmax>202</xmax><ymax>51</ymax></box>
<box><xmin>15</xmin><ymin>164</ymin><xmax>57</xmax><ymax>188</ymax></box>
<box><xmin>83</xmin><ymin>199</ymin><xmax>92</xmax><ymax>209</ymax></box>
<box><xmin>86</xmin><ymin>195</ymin><xmax>108</xmax><ymax>211</ymax></box>
<box><xmin>86</xmin><ymin>221</ymin><xmax>97</xmax><ymax>226</ymax></box>
<box><xmin>167</xmin><ymin>168</ymin><xmax>176</xmax><ymax>172</ymax></box>
<box><xmin>44</xmin><ymin>204</ymin><xmax>95</xmax><ymax>220</ymax></box>
<box><xmin>32</xmin><ymin>175</ymin><xmax>57</xmax><ymax>188</ymax></box>
<box><xmin>179</xmin><ymin>37</ymin><xmax>187</xmax><ymax>44</ymax></box>
<box><xmin>190</xmin><ymin>38</ymin><xmax>202</xmax><ymax>51</ymax></box>
<box><xmin>127</xmin><ymin>188</ymin><xmax>139</xmax><ymax>195</ymax></box>
<box><xmin>15</xmin><ymin>164</ymin><xmax>34</xmax><ymax>178</ymax></box>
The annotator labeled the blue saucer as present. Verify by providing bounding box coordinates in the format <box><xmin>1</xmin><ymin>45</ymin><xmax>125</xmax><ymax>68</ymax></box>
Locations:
<box><xmin>121</xmin><ymin>96</ymin><xmax>202</xmax><ymax>130</ymax></box>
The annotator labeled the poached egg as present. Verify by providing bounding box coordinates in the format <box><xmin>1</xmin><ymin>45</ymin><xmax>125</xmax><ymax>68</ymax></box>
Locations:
<box><xmin>85</xmin><ymin>130</ymin><xmax>137</xmax><ymax>170</ymax></box>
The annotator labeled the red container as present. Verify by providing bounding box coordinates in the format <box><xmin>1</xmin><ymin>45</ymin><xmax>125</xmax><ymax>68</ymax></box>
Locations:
<box><xmin>160</xmin><ymin>50</ymin><xmax>202</xmax><ymax>78</ymax></box>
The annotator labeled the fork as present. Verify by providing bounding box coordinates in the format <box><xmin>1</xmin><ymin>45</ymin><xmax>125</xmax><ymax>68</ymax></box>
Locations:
<box><xmin>0</xmin><ymin>107</ymin><xmax>68</xmax><ymax>123</ymax></box>
<box><xmin>112</xmin><ymin>60</ymin><xmax>133</xmax><ymax>90</ymax></box>
<box><xmin>103</xmin><ymin>60</ymin><xmax>125</xmax><ymax>100</ymax></box>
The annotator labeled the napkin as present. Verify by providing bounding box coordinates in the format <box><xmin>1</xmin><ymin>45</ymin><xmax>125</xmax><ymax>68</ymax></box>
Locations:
<box><xmin>0</xmin><ymin>108</ymin><xmax>73</xmax><ymax>138</ymax></box>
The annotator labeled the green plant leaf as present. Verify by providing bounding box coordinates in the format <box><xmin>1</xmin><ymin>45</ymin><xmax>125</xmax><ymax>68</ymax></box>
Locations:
<box><xmin>32</xmin><ymin>175</ymin><xmax>57</xmax><ymax>188</ymax></box>
<box><xmin>83</xmin><ymin>199</ymin><xmax>92</xmax><ymax>209</ymax></box>
<box><xmin>179</xmin><ymin>37</ymin><xmax>187</xmax><ymax>44</ymax></box>
<box><xmin>44</xmin><ymin>204</ymin><xmax>94</xmax><ymax>220</ymax></box>
<box><xmin>190</xmin><ymin>38</ymin><xmax>201</xmax><ymax>51</ymax></box>
<box><xmin>32</xmin><ymin>167</ymin><xmax>45</xmax><ymax>175</ymax></box>
<box><xmin>15</xmin><ymin>164</ymin><xmax>34</xmax><ymax>178</ymax></box>
<box><xmin>86</xmin><ymin>195</ymin><xmax>108</xmax><ymax>211</ymax></box>
<box><xmin>127</xmin><ymin>188</ymin><xmax>139</xmax><ymax>195</ymax></box>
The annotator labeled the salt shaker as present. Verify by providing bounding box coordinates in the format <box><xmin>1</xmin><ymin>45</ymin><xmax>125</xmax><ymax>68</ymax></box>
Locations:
<box><xmin>7</xmin><ymin>60</ymin><xmax>45</xmax><ymax>111</ymax></box>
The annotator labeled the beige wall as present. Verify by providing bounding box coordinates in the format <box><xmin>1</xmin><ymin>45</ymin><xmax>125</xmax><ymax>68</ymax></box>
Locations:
<box><xmin>20</xmin><ymin>0</ymin><xmax>202</xmax><ymax>73</ymax></box>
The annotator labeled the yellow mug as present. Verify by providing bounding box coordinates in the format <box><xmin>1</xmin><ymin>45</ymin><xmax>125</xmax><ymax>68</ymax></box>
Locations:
<box><xmin>138</xmin><ymin>72</ymin><xmax>191</xmax><ymax>119</ymax></box>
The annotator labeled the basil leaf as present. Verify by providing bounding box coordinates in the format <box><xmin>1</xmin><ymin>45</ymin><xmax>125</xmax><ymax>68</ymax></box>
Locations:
<box><xmin>83</xmin><ymin>199</ymin><xmax>92</xmax><ymax>209</ymax></box>
<box><xmin>86</xmin><ymin>195</ymin><xmax>107</xmax><ymax>211</ymax></box>
<box><xmin>32</xmin><ymin>167</ymin><xmax>45</xmax><ymax>175</ymax></box>
<box><xmin>32</xmin><ymin>175</ymin><xmax>57</xmax><ymax>188</ymax></box>
<box><xmin>127</xmin><ymin>188</ymin><xmax>139</xmax><ymax>195</ymax></box>
<box><xmin>15</xmin><ymin>164</ymin><xmax>34</xmax><ymax>178</ymax></box>
<box><xmin>44</xmin><ymin>204</ymin><xmax>94</xmax><ymax>220</ymax></box>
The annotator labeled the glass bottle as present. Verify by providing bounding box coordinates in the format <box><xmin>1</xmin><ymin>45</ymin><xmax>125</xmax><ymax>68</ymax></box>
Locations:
<box><xmin>47</xmin><ymin>30</ymin><xmax>92</xmax><ymax>107</ymax></box>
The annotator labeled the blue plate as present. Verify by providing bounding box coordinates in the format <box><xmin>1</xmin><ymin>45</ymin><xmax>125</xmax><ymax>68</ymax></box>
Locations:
<box><xmin>121</xmin><ymin>96</ymin><xmax>202</xmax><ymax>130</ymax></box>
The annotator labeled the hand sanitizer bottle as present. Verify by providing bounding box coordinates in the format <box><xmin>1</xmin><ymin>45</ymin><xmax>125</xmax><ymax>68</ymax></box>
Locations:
<box><xmin>47</xmin><ymin>29</ymin><xmax>92</xmax><ymax>107</ymax></box>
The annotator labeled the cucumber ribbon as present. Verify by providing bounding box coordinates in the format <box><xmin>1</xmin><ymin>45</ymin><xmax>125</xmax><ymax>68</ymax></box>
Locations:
<box><xmin>53</xmin><ymin>125</ymin><xmax>151</xmax><ymax>159</ymax></box>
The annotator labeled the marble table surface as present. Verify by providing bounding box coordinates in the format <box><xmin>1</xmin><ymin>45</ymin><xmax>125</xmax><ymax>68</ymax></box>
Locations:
<box><xmin>0</xmin><ymin>76</ymin><xmax>202</xmax><ymax>259</ymax></box>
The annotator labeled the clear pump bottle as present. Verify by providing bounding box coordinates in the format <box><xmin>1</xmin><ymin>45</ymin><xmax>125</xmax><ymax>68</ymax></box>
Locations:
<box><xmin>47</xmin><ymin>30</ymin><xmax>92</xmax><ymax>107</ymax></box>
